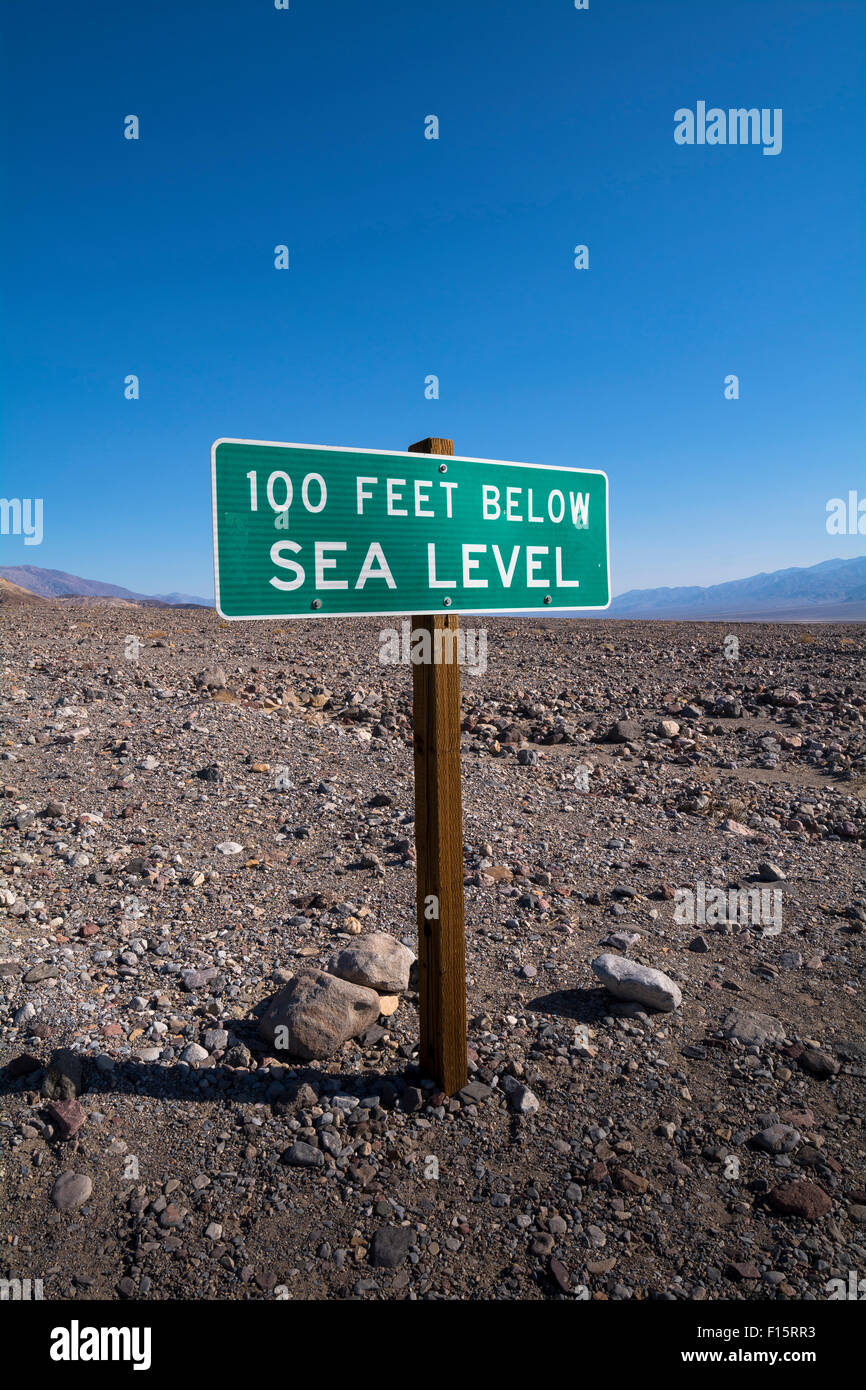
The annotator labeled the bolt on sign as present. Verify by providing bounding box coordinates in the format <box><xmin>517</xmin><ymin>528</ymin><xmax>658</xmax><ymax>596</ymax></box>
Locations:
<box><xmin>211</xmin><ymin>438</ymin><xmax>610</xmax><ymax>619</ymax></box>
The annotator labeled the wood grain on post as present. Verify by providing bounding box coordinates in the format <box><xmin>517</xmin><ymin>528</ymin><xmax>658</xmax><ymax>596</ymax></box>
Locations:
<box><xmin>408</xmin><ymin>437</ymin><xmax>468</xmax><ymax>1095</ymax></box>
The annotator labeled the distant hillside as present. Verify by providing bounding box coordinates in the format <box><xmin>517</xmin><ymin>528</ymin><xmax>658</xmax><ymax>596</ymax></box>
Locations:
<box><xmin>0</xmin><ymin>566</ymin><xmax>211</xmax><ymax>608</ymax></box>
<box><xmin>152</xmin><ymin>591</ymin><xmax>212</xmax><ymax>607</ymax></box>
<box><xmin>0</xmin><ymin>576</ymin><xmax>47</xmax><ymax>606</ymax></box>
<box><xmin>55</xmin><ymin>594</ymin><xmax>143</xmax><ymax>609</ymax></box>
<box><xmin>603</xmin><ymin>556</ymin><xmax>866</xmax><ymax>621</ymax></box>
<box><xmin>3</xmin><ymin>558</ymin><xmax>863</xmax><ymax>621</ymax></box>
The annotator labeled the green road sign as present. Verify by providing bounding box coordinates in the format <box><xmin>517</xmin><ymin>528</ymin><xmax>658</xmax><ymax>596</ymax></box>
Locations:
<box><xmin>211</xmin><ymin>438</ymin><xmax>610</xmax><ymax>620</ymax></box>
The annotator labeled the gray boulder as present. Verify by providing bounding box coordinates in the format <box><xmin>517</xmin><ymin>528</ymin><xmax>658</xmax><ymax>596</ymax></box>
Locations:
<box><xmin>327</xmin><ymin>932</ymin><xmax>415</xmax><ymax>994</ymax></box>
<box><xmin>51</xmin><ymin>1172</ymin><xmax>92</xmax><ymax>1210</ymax></box>
<box><xmin>500</xmin><ymin>1076</ymin><xmax>540</xmax><ymax>1116</ymax></box>
<box><xmin>259</xmin><ymin>969</ymin><xmax>380</xmax><ymax>1060</ymax></box>
<box><xmin>591</xmin><ymin>953</ymin><xmax>681</xmax><ymax>1012</ymax></box>
<box><xmin>751</xmin><ymin>1124</ymin><xmax>801</xmax><ymax>1154</ymax></box>
<box><xmin>281</xmin><ymin>1141</ymin><xmax>324</xmax><ymax>1169</ymax></box>
<box><xmin>722</xmin><ymin>1009</ymin><xmax>785</xmax><ymax>1048</ymax></box>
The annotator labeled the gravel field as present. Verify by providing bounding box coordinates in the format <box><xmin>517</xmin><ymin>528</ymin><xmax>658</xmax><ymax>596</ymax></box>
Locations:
<box><xmin>1</xmin><ymin>599</ymin><xmax>864</xmax><ymax>1302</ymax></box>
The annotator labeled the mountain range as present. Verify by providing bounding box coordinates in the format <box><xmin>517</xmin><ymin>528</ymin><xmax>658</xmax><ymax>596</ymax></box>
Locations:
<box><xmin>0</xmin><ymin>557</ymin><xmax>863</xmax><ymax>619</ymax></box>
<box><xmin>0</xmin><ymin>566</ymin><xmax>211</xmax><ymax>608</ymax></box>
<box><xmin>601</xmin><ymin>556</ymin><xmax>866</xmax><ymax>621</ymax></box>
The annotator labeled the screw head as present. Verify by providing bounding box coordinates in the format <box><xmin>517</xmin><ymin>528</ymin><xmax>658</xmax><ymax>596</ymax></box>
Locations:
<box><xmin>544</xmin><ymin>594</ymin><xmax>552</xmax><ymax>604</ymax></box>
<box><xmin>443</xmin><ymin>596</ymin><xmax>452</xmax><ymax>606</ymax></box>
<box><xmin>438</xmin><ymin>462</ymin><xmax>448</xmax><ymax>473</ymax></box>
<box><xmin>311</xmin><ymin>599</ymin><xmax>322</xmax><ymax>610</ymax></box>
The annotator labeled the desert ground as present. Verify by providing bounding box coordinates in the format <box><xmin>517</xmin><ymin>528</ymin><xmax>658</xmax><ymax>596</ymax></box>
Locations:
<box><xmin>0</xmin><ymin>597</ymin><xmax>863</xmax><ymax>1301</ymax></box>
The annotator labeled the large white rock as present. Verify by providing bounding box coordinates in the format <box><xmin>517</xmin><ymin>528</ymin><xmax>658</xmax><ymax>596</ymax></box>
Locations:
<box><xmin>259</xmin><ymin>969</ymin><xmax>380</xmax><ymax>1060</ymax></box>
<box><xmin>327</xmin><ymin>932</ymin><xmax>415</xmax><ymax>994</ymax></box>
<box><xmin>591</xmin><ymin>953</ymin><xmax>682</xmax><ymax>1012</ymax></box>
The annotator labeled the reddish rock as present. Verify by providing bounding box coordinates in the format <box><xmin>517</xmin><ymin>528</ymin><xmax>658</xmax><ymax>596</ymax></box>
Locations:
<box><xmin>102</xmin><ymin>1023</ymin><xmax>123</xmax><ymax>1038</ymax></box>
<box><xmin>780</xmin><ymin>1109</ymin><xmax>815</xmax><ymax>1128</ymax></box>
<box><xmin>768</xmin><ymin>1181</ymin><xmax>832</xmax><ymax>1220</ymax></box>
<box><xmin>47</xmin><ymin>1098</ymin><xmax>86</xmax><ymax>1140</ymax></box>
<box><xmin>725</xmin><ymin>1261</ymin><xmax>760</xmax><ymax>1281</ymax></box>
<box><xmin>614</xmin><ymin>1168</ymin><xmax>649</xmax><ymax>1195</ymax></box>
<box><xmin>587</xmin><ymin>1161</ymin><xmax>609</xmax><ymax>1185</ymax></box>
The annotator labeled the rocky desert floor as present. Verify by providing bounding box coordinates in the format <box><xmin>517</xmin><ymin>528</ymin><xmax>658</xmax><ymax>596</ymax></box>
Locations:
<box><xmin>0</xmin><ymin>600</ymin><xmax>863</xmax><ymax>1303</ymax></box>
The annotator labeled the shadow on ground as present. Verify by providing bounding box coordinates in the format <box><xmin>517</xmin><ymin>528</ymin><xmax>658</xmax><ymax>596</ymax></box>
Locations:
<box><xmin>0</xmin><ymin>1053</ymin><xmax>428</xmax><ymax>1106</ymax></box>
<box><xmin>527</xmin><ymin>986</ymin><xmax>609</xmax><ymax>1023</ymax></box>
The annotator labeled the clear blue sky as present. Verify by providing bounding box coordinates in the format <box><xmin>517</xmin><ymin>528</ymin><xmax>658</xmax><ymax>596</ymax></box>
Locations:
<box><xmin>1</xmin><ymin>0</ymin><xmax>863</xmax><ymax>599</ymax></box>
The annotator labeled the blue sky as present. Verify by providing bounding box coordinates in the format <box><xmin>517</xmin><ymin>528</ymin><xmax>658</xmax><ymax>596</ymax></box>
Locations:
<box><xmin>1</xmin><ymin>0</ymin><xmax>863</xmax><ymax>600</ymax></box>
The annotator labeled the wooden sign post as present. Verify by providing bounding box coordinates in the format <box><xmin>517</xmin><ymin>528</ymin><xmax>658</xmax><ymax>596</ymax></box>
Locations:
<box><xmin>212</xmin><ymin>435</ymin><xmax>609</xmax><ymax>1093</ymax></box>
<box><xmin>408</xmin><ymin>437</ymin><xmax>468</xmax><ymax>1095</ymax></box>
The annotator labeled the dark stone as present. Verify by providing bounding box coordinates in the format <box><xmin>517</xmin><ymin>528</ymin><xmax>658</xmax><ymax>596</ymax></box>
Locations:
<box><xmin>360</xmin><ymin>1024</ymin><xmax>387</xmax><ymax>1047</ymax></box>
<box><xmin>369</xmin><ymin>1225</ymin><xmax>414</xmax><ymax>1269</ymax></box>
<box><xmin>281</xmin><ymin>1141</ymin><xmax>324</xmax><ymax>1169</ymax></box>
<box><xmin>42</xmin><ymin>1048</ymin><xmax>83</xmax><ymax>1101</ymax></box>
<box><xmin>23</xmin><ymin>964</ymin><xmax>60</xmax><ymax>984</ymax></box>
<box><xmin>605</xmin><ymin>720</ymin><xmax>641</xmax><ymax>743</ymax></box>
<box><xmin>458</xmin><ymin>1081</ymin><xmax>493</xmax><ymax>1105</ymax></box>
<box><xmin>798</xmin><ymin>1049</ymin><xmax>840</xmax><ymax>1079</ymax></box>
